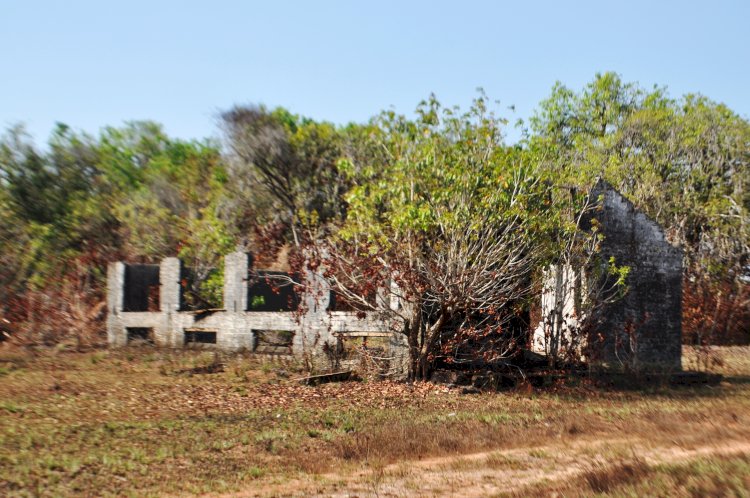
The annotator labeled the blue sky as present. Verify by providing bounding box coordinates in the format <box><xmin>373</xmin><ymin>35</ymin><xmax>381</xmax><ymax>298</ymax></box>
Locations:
<box><xmin>2</xmin><ymin>0</ymin><xmax>748</xmax><ymax>144</ymax></box>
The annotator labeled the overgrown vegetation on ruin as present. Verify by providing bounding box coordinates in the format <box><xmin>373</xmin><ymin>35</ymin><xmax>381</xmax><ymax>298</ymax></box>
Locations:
<box><xmin>0</xmin><ymin>72</ymin><xmax>748</xmax><ymax>356</ymax></box>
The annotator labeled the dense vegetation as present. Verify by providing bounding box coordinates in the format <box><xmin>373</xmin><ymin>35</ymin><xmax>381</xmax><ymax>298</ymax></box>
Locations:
<box><xmin>0</xmin><ymin>73</ymin><xmax>747</xmax><ymax>354</ymax></box>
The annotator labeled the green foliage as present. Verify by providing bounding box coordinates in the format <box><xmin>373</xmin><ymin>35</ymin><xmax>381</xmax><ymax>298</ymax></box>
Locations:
<box><xmin>250</xmin><ymin>295</ymin><xmax>266</xmax><ymax>309</ymax></box>
<box><xmin>0</xmin><ymin>122</ymin><xmax>235</xmax><ymax>315</ymax></box>
<box><xmin>340</xmin><ymin>93</ymin><xmax>553</xmax><ymax>251</ymax></box>
<box><xmin>220</xmin><ymin>105</ymin><xmax>351</xmax><ymax>245</ymax></box>
<box><xmin>530</xmin><ymin>72</ymin><xmax>749</xmax><ymax>279</ymax></box>
<box><xmin>1</xmin><ymin>73</ymin><xmax>747</xmax><ymax>346</ymax></box>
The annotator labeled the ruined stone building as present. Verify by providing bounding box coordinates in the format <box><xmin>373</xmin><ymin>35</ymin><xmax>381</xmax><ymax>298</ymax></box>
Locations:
<box><xmin>108</xmin><ymin>181</ymin><xmax>683</xmax><ymax>373</ymax></box>
<box><xmin>586</xmin><ymin>180</ymin><xmax>682</xmax><ymax>369</ymax></box>
<box><xmin>532</xmin><ymin>180</ymin><xmax>683</xmax><ymax>371</ymax></box>
<box><xmin>107</xmin><ymin>252</ymin><xmax>409</xmax><ymax>375</ymax></box>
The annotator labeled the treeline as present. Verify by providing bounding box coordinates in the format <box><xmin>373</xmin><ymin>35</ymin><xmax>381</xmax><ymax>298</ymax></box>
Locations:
<box><xmin>0</xmin><ymin>72</ymin><xmax>747</xmax><ymax>348</ymax></box>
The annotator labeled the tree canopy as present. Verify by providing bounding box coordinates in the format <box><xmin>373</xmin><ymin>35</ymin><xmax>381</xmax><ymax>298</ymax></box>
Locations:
<box><xmin>0</xmin><ymin>72</ymin><xmax>747</xmax><ymax>350</ymax></box>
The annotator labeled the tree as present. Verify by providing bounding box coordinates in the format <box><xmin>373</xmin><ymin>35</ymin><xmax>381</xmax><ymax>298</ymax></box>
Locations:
<box><xmin>220</xmin><ymin>105</ymin><xmax>350</xmax><ymax>248</ymax></box>
<box><xmin>530</xmin><ymin>72</ymin><xmax>750</xmax><ymax>345</ymax></box>
<box><xmin>302</xmin><ymin>94</ymin><xmax>557</xmax><ymax>379</ymax></box>
<box><xmin>112</xmin><ymin>135</ymin><xmax>235</xmax><ymax>308</ymax></box>
<box><xmin>0</xmin><ymin>121</ymin><xmax>236</xmax><ymax>343</ymax></box>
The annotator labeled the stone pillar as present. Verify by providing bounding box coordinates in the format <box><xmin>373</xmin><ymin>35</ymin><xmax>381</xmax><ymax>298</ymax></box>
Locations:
<box><xmin>389</xmin><ymin>278</ymin><xmax>401</xmax><ymax>311</ymax></box>
<box><xmin>294</xmin><ymin>260</ymin><xmax>332</xmax><ymax>359</ymax></box>
<box><xmin>303</xmin><ymin>269</ymin><xmax>331</xmax><ymax>315</ymax></box>
<box><xmin>160</xmin><ymin>257</ymin><xmax>182</xmax><ymax>346</ymax></box>
<box><xmin>376</xmin><ymin>277</ymin><xmax>401</xmax><ymax>311</ymax></box>
<box><xmin>224</xmin><ymin>252</ymin><xmax>250</xmax><ymax>313</ymax></box>
<box><xmin>160</xmin><ymin>258</ymin><xmax>182</xmax><ymax>313</ymax></box>
<box><xmin>106</xmin><ymin>262</ymin><xmax>126</xmax><ymax>346</ymax></box>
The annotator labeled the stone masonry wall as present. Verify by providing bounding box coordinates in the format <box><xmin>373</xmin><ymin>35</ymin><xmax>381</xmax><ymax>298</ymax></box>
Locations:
<box><xmin>107</xmin><ymin>252</ymin><xmax>409</xmax><ymax>377</ymax></box>
<box><xmin>588</xmin><ymin>180</ymin><xmax>683</xmax><ymax>371</ymax></box>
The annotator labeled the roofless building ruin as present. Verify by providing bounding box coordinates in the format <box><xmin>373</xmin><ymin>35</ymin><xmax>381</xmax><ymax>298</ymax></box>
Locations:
<box><xmin>108</xmin><ymin>181</ymin><xmax>682</xmax><ymax>374</ymax></box>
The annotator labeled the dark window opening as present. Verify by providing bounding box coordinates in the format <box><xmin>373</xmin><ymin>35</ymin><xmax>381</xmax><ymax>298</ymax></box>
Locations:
<box><xmin>253</xmin><ymin>330</ymin><xmax>294</xmax><ymax>355</ymax></box>
<box><xmin>184</xmin><ymin>330</ymin><xmax>217</xmax><ymax>345</ymax></box>
<box><xmin>127</xmin><ymin>327</ymin><xmax>154</xmax><ymax>344</ymax></box>
<box><xmin>247</xmin><ymin>271</ymin><xmax>299</xmax><ymax>311</ymax></box>
<box><xmin>123</xmin><ymin>264</ymin><xmax>160</xmax><ymax>311</ymax></box>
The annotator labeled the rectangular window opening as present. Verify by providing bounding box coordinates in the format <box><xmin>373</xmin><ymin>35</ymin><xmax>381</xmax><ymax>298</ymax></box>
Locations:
<box><xmin>127</xmin><ymin>327</ymin><xmax>154</xmax><ymax>344</ymax></box>
<box><xmin>123</xmin><ymin>264</ymin><xmax>161</xmax><ymax>312</ymax></box>
<box><xmin>253</xmin><ymin>330</ymin><xmax>294</xmax><ymax>355</ymax></box>
<box><xmin>184</xmin><ymin>330</ymin><xmax>217</xmax><ymax>345</ymax></box>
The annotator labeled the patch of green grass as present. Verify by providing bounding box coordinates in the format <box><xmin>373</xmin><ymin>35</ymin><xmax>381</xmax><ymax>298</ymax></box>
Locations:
<box><xmin>528</xmin><ymin>448</ymin><xmax>548</xmax><ymax>459</ymax></box>
<box><xmin>248</xmin><ymin>466</ymin><xmax>265</xmax><ymax>479</ymax></box>
<box><xmin>0</xmin><ymin>401</ymin><xmax>24</xmax><ymax>414</ymax></box>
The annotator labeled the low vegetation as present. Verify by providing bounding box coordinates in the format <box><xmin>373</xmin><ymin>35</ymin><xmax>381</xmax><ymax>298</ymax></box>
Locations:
<box><xmin>1</xmin><ymin>345</ymin><xmax>748</xmax><ymax>496</ymax></box>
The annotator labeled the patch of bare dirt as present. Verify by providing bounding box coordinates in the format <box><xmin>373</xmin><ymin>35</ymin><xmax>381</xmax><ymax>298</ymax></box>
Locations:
<box><xmin>221</xmin><ymin>436</ymin><xmax>750</xmax><ymax>497</ymax></box>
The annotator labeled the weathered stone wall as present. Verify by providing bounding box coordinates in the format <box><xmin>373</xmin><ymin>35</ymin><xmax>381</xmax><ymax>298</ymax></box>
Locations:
<box><xmin>108</xmin><ymin>252</ymin><xmax>408</xmax><ymax>377</ymax></box>
<box><xmin>588</xmin><ymin>180</ymin><xmax>682</xmax><ymax>371</ymax></box>
<box><xmin>111</xmin><ymin>182</ymin><xmax>683</xmax><ymax>376</ymax></box>
<box><xmin>531</xmin><ymin>264</ymin><xmax>581</xmax><ymax>359</ymax></box>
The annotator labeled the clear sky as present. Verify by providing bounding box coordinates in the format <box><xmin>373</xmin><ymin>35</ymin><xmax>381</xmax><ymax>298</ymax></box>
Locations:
<box><xmin>2</xmin><ymin>0</ymin><xmax>748</xmax><ymax>144</ymax></box>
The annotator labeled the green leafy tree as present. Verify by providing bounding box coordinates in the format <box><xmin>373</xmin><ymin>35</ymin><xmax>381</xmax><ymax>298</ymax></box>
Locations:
<box><xmin>530</xmin><ymin>72</ymin><xmax>750</xmax><ymax>344</ymax></box>
<box><xmin>220</xmin><ymin>105</ymin><xmax>350</xmax><ymax>248</ymax></box>
<box><xmin>310</xmin><ymin>94</ymin><xmax>560</xmax><ymax>379</ymax></box>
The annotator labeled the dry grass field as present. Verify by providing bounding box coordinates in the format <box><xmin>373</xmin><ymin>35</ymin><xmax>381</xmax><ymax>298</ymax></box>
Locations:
<box><xmin>1</xmin><ymin>345</ymin><xmax>749</xmax><ymax>497</ymax></box>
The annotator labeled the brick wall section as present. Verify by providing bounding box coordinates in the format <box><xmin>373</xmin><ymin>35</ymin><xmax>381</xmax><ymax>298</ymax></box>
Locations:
<box><xmin>589</xmin><ymin>180</ymin><xmax>683</xmax><ymax>371</ymax></box>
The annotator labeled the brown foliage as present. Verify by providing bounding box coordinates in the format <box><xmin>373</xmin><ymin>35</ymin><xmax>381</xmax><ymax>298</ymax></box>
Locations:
<box><xmin>2</xmin><ymin>256</ymin><xmax>106</xmax><ymax>350</ymax></box>
<box><xmin>683</xmin><ymin>277</ymin><xmax>750</xmax><ymax>345</ymax></box>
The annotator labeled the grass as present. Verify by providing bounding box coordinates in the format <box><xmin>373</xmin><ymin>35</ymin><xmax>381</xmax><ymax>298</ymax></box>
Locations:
<box><xmin>521</xmin><ymin>452</ymin><xmax>750</xmax><ymax>497</ymax></box>
<box><xmin>0</xmin><ymin>345</ymin><xmax>749</xmax><ymax>496</ymax></box>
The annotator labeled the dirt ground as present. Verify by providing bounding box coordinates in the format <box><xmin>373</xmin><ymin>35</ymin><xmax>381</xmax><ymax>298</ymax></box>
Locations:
<box><xmin>1</xmin><ymin>346</ymin><xmax>749</xmax><ymax>497</ymax></box>
<box><xmin>240</xmin><ymin>434</ymin><xmax>750</xmax><ymax>497</ymax></box>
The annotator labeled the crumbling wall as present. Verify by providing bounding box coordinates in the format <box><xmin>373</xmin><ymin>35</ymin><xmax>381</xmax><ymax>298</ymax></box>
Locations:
<box><xmin>533</xmin><ymin>181</ymin><xmax>683</xmax><ymax>371</ymax></box>
<box><xmin>587</xmin><ymin>180</ymin><xmax>682</xmax><ymax>371</ymax></box>
<box><xmin>108</xmin><ymin>252</ymin><xmax>408</xmax><ymax>377</ymax></box>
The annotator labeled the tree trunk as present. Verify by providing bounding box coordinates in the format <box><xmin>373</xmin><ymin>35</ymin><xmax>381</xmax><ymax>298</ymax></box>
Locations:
<box><xmin>406</xmin><ymin>311</ymin><xmax>422</xmax><ymax>381</ymax></box>
<box><xmin>416</xmin><ymin>312</ymin><xmax>446</xmax><ymax>381</ymax></box>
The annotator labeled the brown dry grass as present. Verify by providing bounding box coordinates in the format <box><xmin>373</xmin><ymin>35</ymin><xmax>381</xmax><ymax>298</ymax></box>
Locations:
<box><xmin>0</xmin><ymin>345</ymin><xmax>748</xmax><ymax>496</ymax></box>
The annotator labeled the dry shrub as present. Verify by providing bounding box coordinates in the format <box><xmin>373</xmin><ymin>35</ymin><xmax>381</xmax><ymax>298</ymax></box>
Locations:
<box><xmin>582</xmin><ymin>457</ymin><xmax>651</xmax><ymax>494</ymax></box>
<box><xmin>3</xmin><ymin>259</ymin><xmax>106</xmax><ymax>350</ymax></box>
<box><xmin>282</xmin><ymin>442</ymin><xmax>335</xmax><ymax>474</ymax></box>
<box><xmin>333</xmin><ymin>419</ymin><xmax>514</xmax><ymax>464</ymax></box>
<box><xmin>683</xmin><ymin>277</ymin><xmax>750</xmax><ymax>346</ymax></box>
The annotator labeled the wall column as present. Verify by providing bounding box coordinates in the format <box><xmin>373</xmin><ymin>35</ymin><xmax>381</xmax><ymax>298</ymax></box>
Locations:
<box><xmin>106</xmin><ymin>262</ymin><xmax>126</xmax><ymax>346</ymax></box>
<box><xmin>160</xmin><ymin>257</ymin><xmax>182</xmax><ymax>346</ymax></box>
<box><xmin>223</xmin><ymin>252</ymin><xmax>250</xmax><ymax>313</ymax></box>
